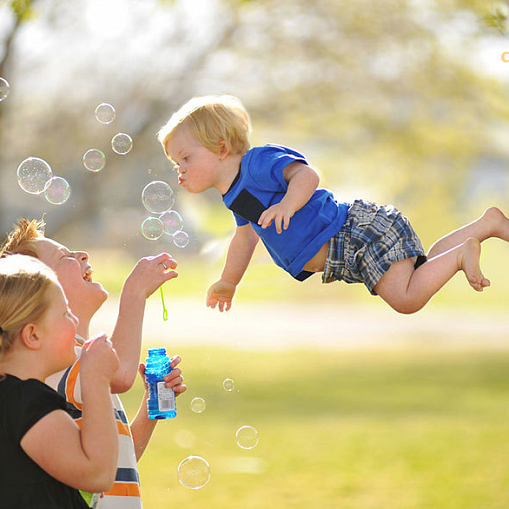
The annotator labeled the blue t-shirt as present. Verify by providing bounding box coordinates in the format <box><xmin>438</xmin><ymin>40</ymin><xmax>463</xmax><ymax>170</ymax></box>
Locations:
<box><xmin>222</xmin><ymin>144</ymin><xmax>349</xmax><ymax>280</ymax></box>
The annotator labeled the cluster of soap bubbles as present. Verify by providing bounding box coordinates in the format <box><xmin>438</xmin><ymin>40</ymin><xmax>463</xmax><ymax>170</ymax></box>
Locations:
<box><xmin>2</xmin><ymin>79</ymin><xmax>70</xmax><ymax>205</ymax></box>
<box><xmin>17</xmin><ymin>157</ymin><xmax>71</xmax><ymax>205</ymax></box>
<box><xmin>140</xmin><ymin>180</ymin><xmax>189</xmax><ymax>247</ymax></box>
<box><xmin>180</xmin><ymin>377</ymin><xmax>259</xmax><ymax>489</ymax></box>
<box><xmin>16</xmin><ymin>102</ymin><xmax>134</xmax><ymax>206</ymax></box>
<box><xmin>83</xmin><ymin>103</ymin><xmax>133</xmax><ymax>173</ymax></box>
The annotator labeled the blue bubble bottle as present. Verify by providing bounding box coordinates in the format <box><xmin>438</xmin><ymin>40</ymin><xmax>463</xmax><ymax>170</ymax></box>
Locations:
<box><xmin>145</xmin><ymin>348</ymin><xmax>176</xmax><ymax>419</ymax></box>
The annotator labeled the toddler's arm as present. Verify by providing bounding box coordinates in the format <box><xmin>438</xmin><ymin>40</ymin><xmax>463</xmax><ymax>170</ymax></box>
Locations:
<box><xmin>130</xmin><ymin>356</ymin><xmax>186</xmax><ymax>461</ymax></box>
<box><xmin>207</xmin><ymin>224</ymin><xmax>259</xmax><ymax>311</ymax></box>
<box><xmin>110</xmin><ymin>253</ymin><xmax>178</xmax><ymax>393</ymax></box>
<box><xmin>20</xmin><ymin>335</ymin><xmax>119</xmax><ymax>493</ymax></box>
<box><xmin>258</xmin><ymin>161</ymin><xmax>319</xmax><ymax>233</ymax></box>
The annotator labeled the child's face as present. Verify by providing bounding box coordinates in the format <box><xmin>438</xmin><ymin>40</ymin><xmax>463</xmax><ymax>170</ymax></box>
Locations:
<box><xmin>166</xmin><ymin>123</ymin><xmax>222</xmax><ymax>194</ymax></box>
<box><xmin>34</xmin><ymin>238</ymin><xmax>108</xmax><ymax>320</ymax></box>
<box><xmin>38</xmin><ymin>284</ymin><xmax>79</xmax><ymax>373</ymax></box>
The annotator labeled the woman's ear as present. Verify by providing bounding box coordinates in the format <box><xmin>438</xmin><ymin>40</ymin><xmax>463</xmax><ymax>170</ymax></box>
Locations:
<box><xmin>19</xmin><ymin>323</ymin><xmax>42</xmax><ymax>351</ymax></box>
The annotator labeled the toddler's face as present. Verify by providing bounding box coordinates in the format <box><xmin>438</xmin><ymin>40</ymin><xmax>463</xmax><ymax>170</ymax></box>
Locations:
<box><xmin>167</xmin><ymin>123</ymin><xmax>222</xmax><ymax>194</ymax></box>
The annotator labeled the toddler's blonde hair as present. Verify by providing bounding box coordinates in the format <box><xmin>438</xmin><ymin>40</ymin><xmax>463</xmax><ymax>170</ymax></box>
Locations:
<box><xmin>0</xmin><ymin>254</ymin><xmax>58</xmax><ymax>358</ymax></box>
<box><xmin>157</xmin><ymin>95</ymin><xmax>251</xmax><ymax>160</ymax></box>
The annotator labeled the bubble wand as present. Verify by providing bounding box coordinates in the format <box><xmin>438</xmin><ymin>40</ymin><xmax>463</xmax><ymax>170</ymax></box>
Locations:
<box><xmin>160</xmin><ymin>286</ymin><xmax>168</xmax><ymax>321</ymax></box>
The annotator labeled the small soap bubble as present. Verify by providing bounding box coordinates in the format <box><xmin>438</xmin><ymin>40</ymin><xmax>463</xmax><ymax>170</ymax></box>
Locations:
<box><xmin>111</xmin><ymin>133</ymin><xmax>133</xmax><ymax>155</ymax></box>
<box><xmin>173</xmin><ymin>230</ymin><xmax>189</xmax><ymax>248</ymax></box>
<box><xmin>190</xmin><ymin>397</ymin><xmax>206</xmax><ymax>414</ymax></box>
<box><xmin>83</xmin><ymin>149</ymin><xmax>106</xmax><ymax>172</ymax></box>
<box><xmin>95</xmin><ymin>103</ymin><xmax>115</xmax><ymax>124</ymax></box>
<box><xmin>236</xmin><ymin>425</ymin><xmax>259</xmax><ymax>450</ymax></box>
<box><xmin>44</xmin><ymin>176</ymin><xmax>71</xmax><ymax>205</ymax></box>
<box><xmin>159</xmin><ymin>210</ymin><xmax>183</xmax><ymax>235</ymax></box>
<box><xmin>142</xmin><ymin>181</ymin><xmax>174</xmax><ymax>214</ymax></box>
<box><xmin>0</xmin><ymin>77</ymin><xmax>10</xmax><ymax>102</ymax></box>
<box><xmin>141</xmin><ymin>217</ymin><xmax>164</xmax><ymax>240</ymax></box>
<box><xmin>177</xmin><ymin>456</ymin><xmax>211</xmax><ymax>490</ymax></box>
<box><xmin>17</xmin><ymin>157</ymin><xmax>53</xmax><ymax>194</ymax></box>
<box><xmin>223</xmin><ymin>378</ymin><xmax>235</xmax><ymax>392</ymax></box>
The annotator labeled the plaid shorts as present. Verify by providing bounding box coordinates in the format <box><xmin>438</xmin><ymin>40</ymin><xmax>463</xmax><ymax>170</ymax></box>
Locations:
<box><xmin>322</xmin><ymin>199</ymin><xmax>425</xmax><ymax>295</ymax></box>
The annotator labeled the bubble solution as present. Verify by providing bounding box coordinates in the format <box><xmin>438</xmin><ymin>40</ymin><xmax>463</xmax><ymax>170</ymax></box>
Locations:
<box><xmin>145</xmin><ymin>348</ymin><xmax>176</xmax><ymax>420</ymax></box>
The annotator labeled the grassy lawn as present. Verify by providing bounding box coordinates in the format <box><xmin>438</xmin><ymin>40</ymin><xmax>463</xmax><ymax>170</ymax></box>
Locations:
<box><xmin>120</xmin><ymin>347</ymin><xmax>509</xmax><ymax>509</ymax></box>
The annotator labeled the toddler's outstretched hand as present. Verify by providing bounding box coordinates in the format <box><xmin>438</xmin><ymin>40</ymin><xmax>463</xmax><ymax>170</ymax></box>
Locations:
<box><xmin>124</xmin><ymin>253</ymin><xmax>178</xmax><ymax>299</ymax></box>
<box><xmin>206</xmin><ymin>279</ymin><xmax>236</xmax><ymax>312</ymax></box>
<box><xmin>81</xmin><ymin>333</ymin><xmax>119</xmax><ymax>384</ymax></box>
<box><xmin>258</xmin><ymin>202</ymin><xmax>294</xmax><ymax>234</ymax></box>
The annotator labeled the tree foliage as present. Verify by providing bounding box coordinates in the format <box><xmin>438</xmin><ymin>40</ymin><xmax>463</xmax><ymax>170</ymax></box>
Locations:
<box><xmin>0</xmin><ymin>0</ymin><xmax>508</xmax><ymax>251</ymax></box>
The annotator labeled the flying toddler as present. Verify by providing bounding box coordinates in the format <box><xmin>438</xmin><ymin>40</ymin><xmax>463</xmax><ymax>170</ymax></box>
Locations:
<box><xmin>158</xmin><ymin>95</ymin><xmax>509</xmax><ymax>314</ymax></box>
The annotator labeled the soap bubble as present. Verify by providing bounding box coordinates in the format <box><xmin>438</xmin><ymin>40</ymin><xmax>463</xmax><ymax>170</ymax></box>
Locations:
<box><xmin>177</xmin><ymin>456</ymin><xmax>211</xmax><ymax>490</ymax></box>
<box><xmin>83</xmin><ymin>149</ymin><xmax>106</xmax><ymax>172</ymax></box>
<box><xmin>111</xmin><ymin>133</ymin><xmax>133</xmax><ymax>155</ymax></box>
<box><xmin>236</xmin><ymin>426</ymin><xmax>258</xmax><ymax>450</ymax></box>
<box><xmin>44</xmin><ymin>177</ymin><xmax>71</xmax><ymax>205</ymax></box>
<box><xmin>173</xmin><ymin>230</ymin><xmax>189</xmax><ymax>248</ymax></box>
<box><xmin>190</xmin><ymin>397</ymin><xmax>206</xmax><ymax>414</ymax></box>
<box><xmin>0</xmin><ymin>77</ymin><xmax>10</xmax><ymax>102</ymax></box>
<box><xmin>141</xmin><ymin>217</ymin><xmax>164</xmax><ymax>240</ymax></box>
<box><xmin>223</xmin><ymin>378</ymin><xmax>235</xmax><ymax>392</ymax></box>
<box><xmin>142</xmin><ymin>181</ymin><xmax>174</xmax><ymax>214</ymax></box>
<box><xmin>159</xmin><ymin>210</ymin><xmax>183</xmax><ymax>235</ymax></box>
<box><xmin>95</xmin><ymin>103</ymin><xmax>115</xmax><ymax>124</ymax></box>
<box><xmin>17</xmin><ymin>157</ymin><xmax>53</xmax><ymax>194</ymax></box>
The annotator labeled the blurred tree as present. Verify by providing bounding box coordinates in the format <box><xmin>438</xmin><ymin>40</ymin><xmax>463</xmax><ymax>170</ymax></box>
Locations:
<box><xmin>0</xmin><ymin>0</ymin><xmax>508</xmax><ymax>253</ymax></box>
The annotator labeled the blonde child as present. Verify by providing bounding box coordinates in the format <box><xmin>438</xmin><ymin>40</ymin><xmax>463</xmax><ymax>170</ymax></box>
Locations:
<box><xmin>1</xmin><ymin>219</ymin><xmax>187</xmax><ymax>508</ymax></box>
<box><xmin>158</xmin><ymin>94</ymin><xmax>509</xmax><ymax>314</ymax></box>
<box><xmin>0</xmin><ymin>254</ymin><xmax>119</xmax><ymax>509</ymax></box>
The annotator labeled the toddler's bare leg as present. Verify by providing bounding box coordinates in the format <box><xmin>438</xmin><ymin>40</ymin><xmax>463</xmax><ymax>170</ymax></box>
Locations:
<box><xmin>427</xmin><ymin>207</ymin><xmax>509</xmax><ymax>259</ymax></box>
<box><xmin>375</xmin><ymin>238</ymin><xmax>487</xmax><ymax>314</ymax></box>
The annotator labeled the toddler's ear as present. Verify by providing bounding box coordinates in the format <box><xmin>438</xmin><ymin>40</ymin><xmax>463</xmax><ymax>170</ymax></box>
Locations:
<box><xmin>219</xmin><ymin>140</ymin><xmax>230</xmax><ymax>160</ymax></box>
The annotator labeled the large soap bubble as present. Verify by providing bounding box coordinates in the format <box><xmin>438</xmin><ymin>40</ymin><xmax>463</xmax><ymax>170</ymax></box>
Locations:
<box><xmin>17</xmin><ymin>157</ymin><xmax>53</xmax><ymax>194</ymax></box>
<box><xmin>142</xmin><ymin>181</ymin><xmax>174</xmax><ymax>214</ymax></box>
<box><xmin>177</xmin><ymin>456</ymin><xmax>211</xmax><ymax>490</ymax></box>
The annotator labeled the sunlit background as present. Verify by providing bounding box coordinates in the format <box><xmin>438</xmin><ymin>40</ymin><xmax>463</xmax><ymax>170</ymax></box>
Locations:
<box><xmin>2</xmin><ymin>1</ymin><xmax>509</xmax><ymax>507</ymax></box>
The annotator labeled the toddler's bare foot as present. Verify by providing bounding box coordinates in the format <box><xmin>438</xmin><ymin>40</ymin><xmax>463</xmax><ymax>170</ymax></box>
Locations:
<box><xmin>483</xmin><ymin>206</ymin><xmax>509</xmax><ymax>243</ymax></box>
<box><xmin>458</xmin><ymin>238</ymin><xmax>490</xmax><ymax>292</ymax></box>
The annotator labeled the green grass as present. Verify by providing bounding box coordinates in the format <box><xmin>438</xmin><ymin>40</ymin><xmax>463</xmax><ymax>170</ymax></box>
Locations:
<box><xmin>90</xmin><ymin>238</ymin><xmax>509</xmax><ymax>309</ymax></box>
<box><xmin>121</xmin><ymin>347</ymin><xmax>509</xmax><ymax>509</ymax></box>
